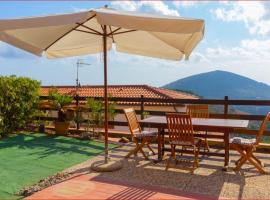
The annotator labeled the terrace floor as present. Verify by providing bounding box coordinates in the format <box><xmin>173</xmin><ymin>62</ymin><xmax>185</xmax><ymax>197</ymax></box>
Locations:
<box><xmin>27</xmin><ymin>143</ymin><xmax>270</xmax><ymax>199</ymax></box>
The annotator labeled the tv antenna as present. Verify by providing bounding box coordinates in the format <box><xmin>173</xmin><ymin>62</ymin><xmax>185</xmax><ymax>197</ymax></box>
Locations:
<box><xmin>76</xmin><ymin>59</ymin><xmax>91</xmax><ymax>95</ymax></box>
<box><xmin>75</xmin><ymin>59</ymin><xmax>91</xmax><ymax>130</ymax></box>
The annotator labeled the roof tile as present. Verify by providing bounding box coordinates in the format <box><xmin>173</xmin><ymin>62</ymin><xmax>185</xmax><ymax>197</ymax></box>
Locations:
<box><xmin>40</xmin><ymin>85</ymin><xmax>198</xmax><ymax>100</ymax></box>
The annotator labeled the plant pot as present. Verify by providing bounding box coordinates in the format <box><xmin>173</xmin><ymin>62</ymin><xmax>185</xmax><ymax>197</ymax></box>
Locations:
<box><xmin>65</xmin><ymin>109</ymin><xmax>75</xmax><ymax>121</ymax></box>
<box><xmin>38</xmin><ymin>124</ymin><xmax>45</xmax><ymax>133</ymax></box>
<box><xmin>54</xmin><ymin>121</ymin><xmax>70</xmax><ymax>135</ymax></box>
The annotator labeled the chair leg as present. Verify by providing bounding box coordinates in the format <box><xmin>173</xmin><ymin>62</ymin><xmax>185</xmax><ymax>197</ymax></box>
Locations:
<box><xmin>233</xmin><ymin>147</ymin><xmax>249</xmax><ymax>171</ymax></box>
<box><xmin>251</xmin><ymin>153</ymin><xmax>264</xmax><ymax>167</ymax></box>
<box><xmin>246</xmin><ymin>150</ymin><xmax>266</xmax><ymax>174</ymax></box>
<box><xmin>193</xmin><ymin>147</ymin><xmax>200</xmax><ymax>172</ymax></box>
<box><xmin>166</xmin><ymin>154</ymin><xmax>172</xmax><ymax>170</ymax></box>
<box><xmin>247</xmin><ymin>157</ymin><xmax>266</xmax><ymax>174</ymax></box>
<box><xmin>166</xmin><ymin>145</ymin><xmax>175</xmax><ymax>170</ymax></box>
<box><xmin>235</xmin><ymin>156</ymin><xmax>242</xmax><ymax>166</ymax></box>
<box><xmin>137</xmin><ymin>141</ymin><xmax>149</xmax><ymax>160</ymax></box>
<box><xmin>172</xmin><ymin>145</ymin><xmax>176</xmax><ymax>159</ymax></box>
<box><xmin>125</xmin><ymin>143</ymin><xmax>140</xmax><ymax>159</ymax></box>
<box><xmin>234</xmin><ymin>155</ymin><xmax>248</xmax><ymax>171</ymax></box>
<box><xmin>147</xmin><ymin>143</ymin><xmax>155</xmax><ymax>155</ymax></box>
<box><xmin>204</xmin><ymin>131</ymin><xmax>210</xmax><ymax>153</ymax></box>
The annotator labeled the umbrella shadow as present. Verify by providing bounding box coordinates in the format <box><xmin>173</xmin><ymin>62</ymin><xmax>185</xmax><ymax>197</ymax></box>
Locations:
<box><xmin>0</xmin><ymin>133</ymin><xmax>106</xmax><ymax>159</ymax></box>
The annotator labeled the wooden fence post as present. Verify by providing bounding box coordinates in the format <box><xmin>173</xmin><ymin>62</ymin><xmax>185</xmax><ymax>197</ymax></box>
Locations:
<box><xmin>76</xmin><ymin>95</ymin><xmax>80</xmax><ymax>130</ymax></box>
<box><xmin>140</xmin><ymin>95</ymin><xmax>145</xmax><ymax>120</ymax></box>
<box><xmin>224</xmin><ymin>96</ymin><xmax>228</xmax><ymax>118</ymax></box>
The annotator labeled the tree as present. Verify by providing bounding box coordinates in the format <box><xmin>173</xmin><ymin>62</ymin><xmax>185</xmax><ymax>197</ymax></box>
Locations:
<box><xmin>0</xmin><ymin>76</ymin><xmax>40</xmax><ymax>136</ymax></box>
<box><xmin>85</xmin><ymin>97</ymin><xmax>116</xmax><ymax>137</ymax></box>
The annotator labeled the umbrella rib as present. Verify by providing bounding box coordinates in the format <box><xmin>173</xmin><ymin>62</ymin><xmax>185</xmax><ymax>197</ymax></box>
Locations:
<box><xmin>75</xmin><ymin>29</ymin><xmax>101</xmax><ymax>36</ymax></box>
<box><xmin>109</xmin><ymin>26</ymin><xmax>115</xmax><ymax>43</ymax></box>
<box><xmin>44</xmin><ymin>14</ymin><xmax>97</xmax><ymax>51</ymax></box>
<box><xmin>78</xmin><ymin>24</ymin><xmax>103</xmax><ymax>35</ymax></box>
<box><xmin>107</xmin><ymin>27</ymin><xmax>121</xmax><ymax>36</ymax></box>
<box><xmin>112</xmin><ymin>29</ymin><xmax>137</xmax><ymax>36</ymax></box>
<box><xmin>100</xmin><ymin>25</ymin><xmax>105</xmax><ymax>32</ymax></box>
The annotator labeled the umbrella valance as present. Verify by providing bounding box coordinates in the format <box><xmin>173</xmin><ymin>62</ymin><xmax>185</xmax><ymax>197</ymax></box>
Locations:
<box><xmin>0</xmin><ymin>8</ymin><xmax>204</xmax><ymax>60</ymax></box>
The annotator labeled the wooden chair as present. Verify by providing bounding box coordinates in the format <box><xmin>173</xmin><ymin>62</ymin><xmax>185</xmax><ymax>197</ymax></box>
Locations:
<box><xmin>166</xmin><ymin>113</ymin><xmax>202</xmax><ymax>173</ymax></box>
<box><xmin>124</xmin><ymin>108</ymin><xmax>157</xmax><ymax>160</ymax></box>
<box><xmin>230</xmin><ymin>112</ymin><xmax>270</xmax><ymax>174</ymax></box>
<box><xmin>187</xmin><ymin>104</ymin><xmax>210</xmax><ymax>152</ymax></box>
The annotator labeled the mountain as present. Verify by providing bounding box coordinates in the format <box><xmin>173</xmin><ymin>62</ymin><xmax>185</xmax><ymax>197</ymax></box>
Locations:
<box><xmin>163</xmin><ymin>70</ymin><xmax>270</xmax><ymax>114</ymax></box>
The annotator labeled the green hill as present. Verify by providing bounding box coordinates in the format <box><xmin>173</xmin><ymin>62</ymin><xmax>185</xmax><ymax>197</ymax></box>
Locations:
<box><xmin>163</xmin><ymin>70</ymin><xmax>270</xmax><ymax>114</ymax></box>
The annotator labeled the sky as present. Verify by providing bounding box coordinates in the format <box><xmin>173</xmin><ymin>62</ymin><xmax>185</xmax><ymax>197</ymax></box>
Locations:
<box><xmin>1</xmin><ymin>1</ymin><xmax>270</xmax><ymax>87</ymax></box>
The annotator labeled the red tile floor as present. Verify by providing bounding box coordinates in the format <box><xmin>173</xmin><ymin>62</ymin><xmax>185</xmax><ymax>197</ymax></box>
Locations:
<box><xmin>26</xmin><ymin>173</ymin><xmax>212</xmax><ymax>200</ymax></box>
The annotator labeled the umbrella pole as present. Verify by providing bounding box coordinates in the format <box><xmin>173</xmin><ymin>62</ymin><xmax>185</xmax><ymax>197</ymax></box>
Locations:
<box><xmin>103</xmin><ymin>25</ymin><xmax>109</xmax><ymax>164</ymax></box>
<box><xmin>91</xmin><ymin>24</ymin><xmax>122</xmax><ymax>171</ymax></box>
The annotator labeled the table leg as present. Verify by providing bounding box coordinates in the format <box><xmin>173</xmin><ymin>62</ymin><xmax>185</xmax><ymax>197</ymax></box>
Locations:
<box><xmin>154</xmin><ymin>128</ymin><xmax>164</xmax><ymax>163</ymax></box>
<box><xmin>161</xmin><ymin>128</ymin><xmax>165</xmax><ymax>157</ymax></box>
<box><xmin>223</xmin><ymin>131</ymin><xmax>230</xmax><ymax>171</ymax></box>
<box><xmin>157</xmin><ymin>128</ymin><xmax>162</xmax><ymax>162</ymax></box>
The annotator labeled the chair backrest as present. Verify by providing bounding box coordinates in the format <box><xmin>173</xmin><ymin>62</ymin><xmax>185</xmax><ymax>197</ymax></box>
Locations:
<box><xmin>166</xmin><ymin>113</ymin><xmax>195</xmax><ymax>145</ymax></box>
<box><xmin>123</xmin><ymin>108</ymin><xmax>141</xmax><ymax>137</ymax></box>
<box><xmin>186</xmin><ymin>104</ymin><xmax>209</xmax><ymax>118</ymax></box>
<box><xmin>256</xmin><ymin>112</ymin><xmax>270</xmax><ymax>145</ymax></box>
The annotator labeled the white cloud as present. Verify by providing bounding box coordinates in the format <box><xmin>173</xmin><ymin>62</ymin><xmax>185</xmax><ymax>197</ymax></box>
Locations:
<box><xmin>110</xmin><ymin>1</ymin><xmax>138</xmax><ymax>12</ymax></box>
<box><xmin>206</xmin><ymin>39</ymin><xmax>270</xmax><ymax>60</ymax></box>
<box><xmin>211</xmin><ymin>2</ymin><xmax>270</xmax><ymax>36</ymax></box>
<box><xmin>111</xmin><ymin>1</ymin><xmax>180</xmax><ymax>16</ymax></box>
<box><xmin>203</xmin><ymin>38</ymin><xmax>270</xmax><ymax>84</ymax></box>
<box><xmin>71</xmin><ymin>7</ymin><xmax>90</xmax><ymax>13</ymax></box>
<box><xmin>173</xmin><ymin>1</ymin><xmax>207</xmax><ymax>8</ymax></box>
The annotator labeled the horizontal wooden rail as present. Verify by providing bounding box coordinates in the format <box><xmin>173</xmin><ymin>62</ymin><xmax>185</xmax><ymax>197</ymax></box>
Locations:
<box><xmin>40</xmin><ymin>96</ymin><xmax>270</xmax><ymax>106</ymax></box>
<box><xmin>38</xmin><ymin>95</ymin><xmax>270</xmax><ymax>137</ymax></box>
<box><xmin>39</xmin><ymin>109</ymin><xmax>267</xmax><ymax>121</ymax></box>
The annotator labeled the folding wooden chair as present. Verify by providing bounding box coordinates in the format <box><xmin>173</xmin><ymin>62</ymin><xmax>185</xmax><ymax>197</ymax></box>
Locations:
<box><xmin>187</xmin><ymin>104</ymin><xmax>210</xmax><ymax>153</ymax></box>
<box><xmin>230</xmin><ymin>112</ymin><xmax>270</xmax><ymax>174</ymax></box>
<box><xmin>166</xmin><ymin>113</ymin><xmax>202</xmax><ymax>173</ymax></box>
<box><xmin>124</xmin><ymin>108</ymin><xmax>157</xmax><ymax>160</ymax></box>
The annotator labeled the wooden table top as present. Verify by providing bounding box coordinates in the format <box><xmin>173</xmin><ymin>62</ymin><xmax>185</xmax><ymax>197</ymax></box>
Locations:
<box><xmin>140</xmin><ymin>116</ymin><xmax>249</xmax><ymax>129</ymax></box>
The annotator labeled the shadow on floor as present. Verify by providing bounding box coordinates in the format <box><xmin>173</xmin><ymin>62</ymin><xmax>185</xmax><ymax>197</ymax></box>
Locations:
<box><xmin>90</xmin><ymin>144</ymin><xmax>269</xmax><ymax>199</ymax></box>
<box><xmin>0</xmin><ymin>133</ymin><xmax>106</xmax><ymax>159</ymax></box>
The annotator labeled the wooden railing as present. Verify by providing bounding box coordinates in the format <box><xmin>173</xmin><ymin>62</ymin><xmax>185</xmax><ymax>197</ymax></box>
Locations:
<box><xmin>39</xmin><ymin>95</ymin><xmax>270</xmax><ymax>137</ymax></box>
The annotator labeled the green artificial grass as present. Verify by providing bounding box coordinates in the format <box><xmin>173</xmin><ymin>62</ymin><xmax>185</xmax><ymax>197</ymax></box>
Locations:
<box><xmin>0</xmin><ymin>133</ymin><xmax>114</xmax><ymax>199</ymax></box>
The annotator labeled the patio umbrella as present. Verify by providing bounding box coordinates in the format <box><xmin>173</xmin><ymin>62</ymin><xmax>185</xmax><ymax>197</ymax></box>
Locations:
<box><xmin>0</xmin><ymin>7</ymin><xmax>205</xmax><ymax>164</ymax></box>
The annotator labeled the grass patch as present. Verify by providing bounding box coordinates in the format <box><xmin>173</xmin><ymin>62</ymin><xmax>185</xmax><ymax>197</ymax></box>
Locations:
<box><xmin>0</xmin><ymin>133</ymin><xmax>115</xmax><ymax>199</ymax></box>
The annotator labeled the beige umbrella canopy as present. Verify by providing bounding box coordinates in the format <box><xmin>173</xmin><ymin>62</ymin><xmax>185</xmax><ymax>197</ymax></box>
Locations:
<box><xmin>0</xmin><ymin>7</ymin><xmax>205</xmax><ymax>163</ymax></box>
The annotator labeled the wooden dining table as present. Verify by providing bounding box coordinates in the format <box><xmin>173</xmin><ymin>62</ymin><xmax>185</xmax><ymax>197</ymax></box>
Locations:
<box><xmin>139</xmin><ymin>116</ymin><xmax>249</xmax><ymax>169</ymax></box>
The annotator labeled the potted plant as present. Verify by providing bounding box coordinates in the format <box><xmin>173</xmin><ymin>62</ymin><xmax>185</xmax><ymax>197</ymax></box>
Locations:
<box><xmin>49</xmin><ymin>88</ymin><xmax>73</xmax><ymax>135</ymax></box>
<box><xmin>85</xmin><ymin>97</ymin><xmax>116</xmax><ymax>138</ymax></box>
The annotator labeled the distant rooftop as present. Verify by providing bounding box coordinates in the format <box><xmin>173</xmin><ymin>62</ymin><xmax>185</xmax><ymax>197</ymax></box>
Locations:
<box><xmin>40</xmin><ymin>85</ymin><xmax>198</xmax><ymax>105</ymax></box>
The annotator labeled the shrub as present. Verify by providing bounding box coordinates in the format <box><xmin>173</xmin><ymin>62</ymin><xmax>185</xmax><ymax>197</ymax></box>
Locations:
<box><xmin>48</xmin><ymin>88</ymin><xmax>73</xmax><ymax>122</ymax></box>
<box><xmin>0</xmin><ymin>75</ymin><xmax>40</xmax><ymax>136</ymax></box>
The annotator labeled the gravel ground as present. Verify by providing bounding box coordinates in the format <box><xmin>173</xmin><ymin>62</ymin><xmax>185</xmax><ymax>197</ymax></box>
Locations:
<box><xmin>63</xmin><ymin>143</ymin><xmax>270</xmax><ymax>199</ymax></box>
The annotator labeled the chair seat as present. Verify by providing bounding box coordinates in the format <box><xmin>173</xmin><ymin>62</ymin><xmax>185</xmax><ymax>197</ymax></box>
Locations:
<box><xmin>230</xmin><ymin>137</ymin><xmax>256</xmax><ymax>146</ymax></box>
<box><xmin>134</xmin><ymin>130</ymin><xmax>157</xmax><ymax>139</ymax></box>
<box><xmin>170</xmin><ymin>138</ymin><xmax>201</xmax><ymax>146</ymax></box>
